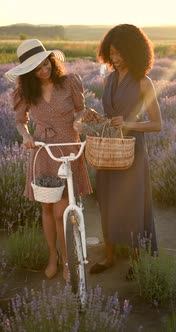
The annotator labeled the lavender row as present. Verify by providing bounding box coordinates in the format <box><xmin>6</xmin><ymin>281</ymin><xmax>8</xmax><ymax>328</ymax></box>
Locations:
<box><xmin>0</xmin><ymin>58</ymin><xmax>176</xmax><ymax>226</ymax></box>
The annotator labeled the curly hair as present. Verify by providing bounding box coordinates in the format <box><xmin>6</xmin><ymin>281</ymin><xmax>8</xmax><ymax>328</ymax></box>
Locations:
<box><xmin>97</xmin><ymin>24</ymin><xmax>154</xmax><ymax>80</ymax></box>
<box><xmin>18</xmin><ymin>54</ymin><xmax>66</xmax><ymax>105</ymax></box>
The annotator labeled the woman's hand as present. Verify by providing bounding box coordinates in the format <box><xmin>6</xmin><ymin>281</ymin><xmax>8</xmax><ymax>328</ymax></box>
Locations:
<box><xmin>23</xmin><ymin>139</ymin><xmax>35</xmax><ymax>149</ymax></box>
<box><xmin>111</xmin><ymin>116</ymin><xmax>124</xmax><ymax>127</ymax></box>
<box><xmin>23</xmin><ymin>134</ymin><xmax>35</xmax><ymax>149</ymax></box>
<box><xmin>73</xmin><ymin>120</ymin><xmax>83</xmax><ymax>132</ymax></box>
<box><xmin>82</xmin><ymin>108</ymin><xmax>101</xmax><ymax>122</ymax></box>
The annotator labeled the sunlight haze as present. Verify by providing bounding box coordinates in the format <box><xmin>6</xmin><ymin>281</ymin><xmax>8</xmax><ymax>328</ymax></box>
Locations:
<box><xmin>1</xmin><ymin>0</ymin><xmax>176</xmax><ymax>27</ymax></box>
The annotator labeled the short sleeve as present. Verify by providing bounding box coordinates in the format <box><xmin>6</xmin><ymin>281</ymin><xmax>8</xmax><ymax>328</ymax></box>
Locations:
<box><xmin>69</xmin><ymin>73</ymin><xmax>86</xmax><ymax>112</ymax></box>
<box><xmin>12</xmin><ymin>88</ymin><xmax>29</xmax><ymax>124</ymax></box>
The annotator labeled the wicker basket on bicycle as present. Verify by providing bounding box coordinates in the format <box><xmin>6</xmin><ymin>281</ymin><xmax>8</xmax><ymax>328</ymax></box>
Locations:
<box><xmin>85</xmin><ymin>121</ymin><xmax>136</xmax><ymax>170</ymax></box>
<box><xmin>31</xmin><ymin>145</ymin><xmax>65</xmax><ymax>203</ymax></box>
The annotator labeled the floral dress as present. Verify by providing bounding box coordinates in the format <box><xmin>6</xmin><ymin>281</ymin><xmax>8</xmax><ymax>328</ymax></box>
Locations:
<box><xmin>13</xmin><ymin>73</ymin><xmax>92</xmax><ymax>201</ymax></box>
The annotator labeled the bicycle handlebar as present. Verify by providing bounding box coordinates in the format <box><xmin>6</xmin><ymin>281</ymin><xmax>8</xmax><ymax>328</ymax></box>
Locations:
<box><xmin>34</xmin><ymin>141</ymin><xmax>86</xmax><ymax>162</ymax></box>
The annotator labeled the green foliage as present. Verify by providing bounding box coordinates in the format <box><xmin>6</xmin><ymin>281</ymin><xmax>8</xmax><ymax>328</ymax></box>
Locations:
<box><xmin>0</xmin><ymin>40</ymin><xmax>98</xmax><ymax>63</ymax></box>
<box><xmin>133</xmin><ymin>248</ymin><xmax>176</xmax><ymax>305</ymax></box>
<box><xmin>0</xmin><ymin>53</ymin><xmax>16</xmax><ymax>64</ymax></box>
<box><xmin>115</xmin><ymin>244</ymin><xmax>132</xmax><ymax>258</ymax></box>
<box><xmin>3</xmin><ymin>222</ymin><xmax>48</xmax><ymax>270</ymax></box>
<box><xmin>1</xmin><ymin>38</ymin><xmax>176</xmax><ymax>64</ymax></box>
<box><xmin>164</xmin><ymin>311</ymin><xmax>176</xmax><ymax>332</ymax></box>
<box><xmin>154</xmin><ymin>43</ymin><xmax>176</xmax><ymax>57</ymax></box>
<box><xmin>0</xmin><ymin>41</ymin><xmax>19</xmax><ymax>63</ymax></box>
<box><xmin>0</xmin><ymin>42</ymin><xmax>19</xmax><ymax>53</ymax></box>
<box><xmin>19</xmin><ymin>33</ymin><xmax>27</xmax><ymax>40</ymax></box>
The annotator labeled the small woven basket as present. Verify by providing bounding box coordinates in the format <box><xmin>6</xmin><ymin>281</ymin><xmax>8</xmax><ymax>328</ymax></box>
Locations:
<box><xmin>31</xmin><ymin>182</ymin><xmax>65</xmax><ymax>203</ymax></box>
<box><xmin>31</xmin><ymin>145</ymin><xmax>65</xmax><ymax>203</ymax></box>
<box><xmin>85</xmin><ymin>124</ymin><xmax>136</xmax><ymax>170</ymax></box>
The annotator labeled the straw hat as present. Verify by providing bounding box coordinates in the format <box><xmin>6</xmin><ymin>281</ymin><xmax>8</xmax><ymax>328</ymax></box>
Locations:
<box><xmin>5</xmin><ymin>39</ymin><xmax>65</xmax><ymax>82</ymax></box>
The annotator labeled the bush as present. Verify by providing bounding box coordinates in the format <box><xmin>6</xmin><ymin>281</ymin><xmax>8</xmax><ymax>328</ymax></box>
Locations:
<box><xmin>133</xmin><ymin>248</ymin><xmax>176</xmax><ymax>305</ymax></box>
<box><xmin>3</xmin><ymin>222</ymin><xmax>48</xmax><ymax>270</ymax></box>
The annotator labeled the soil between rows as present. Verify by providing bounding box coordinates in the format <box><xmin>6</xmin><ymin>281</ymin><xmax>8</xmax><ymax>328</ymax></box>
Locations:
<box><xmin>0</xmin><ymin>195</ymin><xmax>176</xmax><ymax>331</ymax></box>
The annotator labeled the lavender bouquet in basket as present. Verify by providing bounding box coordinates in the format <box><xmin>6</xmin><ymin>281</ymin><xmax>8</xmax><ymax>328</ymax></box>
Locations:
<box><xmin>78</xmin><ymin>118</ymin><xmax>121</xmax><ymax>138</ymax></box>
<box><xmin>35</xmin><ymin>175</ymin><xmax>65</xmax><ymax>188</ymax></box>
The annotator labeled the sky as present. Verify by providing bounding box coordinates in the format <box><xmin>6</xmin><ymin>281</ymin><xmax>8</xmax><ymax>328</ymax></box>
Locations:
<box><xmin>1</xmin><ymin>0</ymin><xmax>176</xmax><ymax>27</ymax></box>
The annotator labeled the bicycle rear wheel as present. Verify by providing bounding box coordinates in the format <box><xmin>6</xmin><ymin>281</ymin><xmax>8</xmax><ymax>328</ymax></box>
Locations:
<box><xmin>66</xmin><ymin>210</ymin><xmax>87</xmax><ymax>307</ymax></box>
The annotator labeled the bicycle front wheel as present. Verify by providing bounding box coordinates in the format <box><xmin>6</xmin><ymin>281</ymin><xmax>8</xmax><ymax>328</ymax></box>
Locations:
<box><xmin>66</xmin><ymin>210</ymin><xmax>87</xmax><ymax>307</ymax></box>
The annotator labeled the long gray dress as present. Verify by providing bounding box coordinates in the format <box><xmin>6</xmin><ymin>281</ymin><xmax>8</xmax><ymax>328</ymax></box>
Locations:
<box><xmin>96</xmin><ymin>71</ymin><xmax>157</xmax><ymax>252</ymax></box>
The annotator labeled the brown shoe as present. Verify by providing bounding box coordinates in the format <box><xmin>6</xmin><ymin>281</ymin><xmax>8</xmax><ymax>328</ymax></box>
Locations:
<box><xmin>90</xmin><ymin>261</ymin><xmax>114</xmax><ymax>274</ymax></box>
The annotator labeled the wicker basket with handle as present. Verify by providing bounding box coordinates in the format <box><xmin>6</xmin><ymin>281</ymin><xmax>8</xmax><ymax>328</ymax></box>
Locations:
<box><xmin>31</xmin><ymin>145</ymin><xmax>65</xmax><ymax>203</ymax></box>
<box><xmin>85</xmin><ymin>121</ymin><xmax>136</xmax><ymax>170</ymax></box>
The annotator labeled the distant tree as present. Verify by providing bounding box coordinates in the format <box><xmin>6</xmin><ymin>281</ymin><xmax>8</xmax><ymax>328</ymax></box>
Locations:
<box><xmin>19</xmin><ymin>33</ymin><xmax>27</xmax><ymax>40</ymax></box>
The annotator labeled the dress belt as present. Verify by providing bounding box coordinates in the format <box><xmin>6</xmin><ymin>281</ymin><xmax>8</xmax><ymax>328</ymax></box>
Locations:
<box><xmin>35</xmin><ymin>122</ymin><xmax>56</xmax><ymax>140</ymax></box>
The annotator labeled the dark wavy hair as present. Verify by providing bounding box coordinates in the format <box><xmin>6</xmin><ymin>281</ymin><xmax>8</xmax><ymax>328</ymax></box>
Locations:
<box><xmin>97</xmin><ymin>24</ymin><xmax>154</xmax><ymax>79</ymax></box>
<box><xmin>18</xmin><ymin>54</ymin><xmax>67</xmax><ymax>104</ymax></box>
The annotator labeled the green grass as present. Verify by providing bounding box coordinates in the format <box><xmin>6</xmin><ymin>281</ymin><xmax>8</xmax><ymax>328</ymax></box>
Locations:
<box><xmin>0</xmin><ymin>40</ymin><xmax>99</xmax><ymax>63</ymax></box>
<box><xmin>164</xmin><ymin>311</ymin><xmax>176</xmax><ymax>332</ymax></box>
<box><xmin>3</xmin><ymin>222</ymin><xmax>48</xmax><ymax>270</ymax></box>
<box><xmin>133</xmin><ymin>247</ymin><xmax>176</xmax><ymax>305</ymax></box>
<box><xmin>1</xmin><ymin>39</ymin><xmax>176</xmax><ymax>64</ymax></box>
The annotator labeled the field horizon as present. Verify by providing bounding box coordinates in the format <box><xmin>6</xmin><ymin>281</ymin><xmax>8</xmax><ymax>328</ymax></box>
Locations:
<box><xmin>1</xmin><ymin>23</ymin><xmax>176</xmax><ymax>41</ymax></box>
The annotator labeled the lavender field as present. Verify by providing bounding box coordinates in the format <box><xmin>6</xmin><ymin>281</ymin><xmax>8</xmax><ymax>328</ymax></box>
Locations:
<box><xmin>1</xmin><ymin>58</ymin><xmax>176</xmax><ymax>227</ymax></box>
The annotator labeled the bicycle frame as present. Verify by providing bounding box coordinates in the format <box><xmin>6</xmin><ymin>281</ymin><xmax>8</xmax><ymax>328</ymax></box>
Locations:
<box><xmin>34</xmin><ymin>141</ymin><xmax>88</xmax><ymax>265</ymax></box>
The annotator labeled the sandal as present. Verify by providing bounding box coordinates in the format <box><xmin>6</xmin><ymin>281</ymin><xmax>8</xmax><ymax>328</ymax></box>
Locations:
<box><xmin>90</xmin><ymin>262</ymin><xmax>114</xmax><ymax>274</ymax></box>
<box><xmin>63</xmin><ymin>264</ymin><xmax>70</xmax><ymax>282</ymax></box>
<box><xmin>44</xmin><ymin>250</ymin><xmax>61</xmax><ymax>279</ymax></box>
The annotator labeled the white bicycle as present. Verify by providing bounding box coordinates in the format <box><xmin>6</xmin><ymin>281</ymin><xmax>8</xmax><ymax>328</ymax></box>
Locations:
<box><xmin>34</xmin><ymin>141</ymin><xmax>88</xmax><ymax>307</ymax></box>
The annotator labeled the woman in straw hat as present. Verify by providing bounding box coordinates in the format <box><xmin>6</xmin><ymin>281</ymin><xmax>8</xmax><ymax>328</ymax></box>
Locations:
<box><xmin>89</xmin><ymin>24</ymin><xmax>162</xmax><ymax>276</ymax></box>
<box><xmin>5</xmin><ymin>39</ymin><xmax>100</xmax><ymax>281</ymax></box>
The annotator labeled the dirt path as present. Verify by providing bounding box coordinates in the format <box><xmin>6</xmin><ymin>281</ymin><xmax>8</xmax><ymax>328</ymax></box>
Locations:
<box><xmin>0</xmin><ymin>195</ymin><xmax>176</xmax><ymax>331</ymax></box>
<box><xmin>83</xmin><ymin>195</ymin><xmax>176</xmax><ymax>331</ymax></box>
<box><xmin>84</xmin><ymin>195</ymin><xmax>176</xmax><ymax>253</ymax></box>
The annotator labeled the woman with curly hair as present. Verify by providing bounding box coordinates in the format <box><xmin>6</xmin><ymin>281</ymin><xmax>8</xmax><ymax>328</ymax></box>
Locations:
<box><xmin>5</xmin><ymin>39</ymin><xmax>100</xmax><ymax>281</ymax></box>
<box><xmin>90</xmin><ymin>24</ymin><xmax>162</xmax><ymax>275</ymax></box>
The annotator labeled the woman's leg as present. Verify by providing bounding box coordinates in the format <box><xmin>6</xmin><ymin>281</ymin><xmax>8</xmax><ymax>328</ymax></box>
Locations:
<box><xmin>41</xmin><ymin>202</ymin><xmax>58</xmax><ymax>278</ymax></box>
<box><xmin>53</xmin><ymin>198</ymin><xmax>69</xmax><ymax>281</ymax></box>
